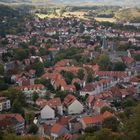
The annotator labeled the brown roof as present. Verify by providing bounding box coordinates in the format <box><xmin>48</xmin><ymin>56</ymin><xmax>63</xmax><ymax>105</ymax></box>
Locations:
<box><xmin>63</xmin><ymin>95</ymin><xmax>76</xmax><ymax>107</ymax></box>
<box><xmin>51</xmin><ymin>123</ymin><xmax>63</xmax><ymax>134</ymax></box>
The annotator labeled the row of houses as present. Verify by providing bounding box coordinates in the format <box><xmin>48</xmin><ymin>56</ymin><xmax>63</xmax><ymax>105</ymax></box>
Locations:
<box><xmin>39</xmin><ymin>95</ymin><xmax>84</xmax><ymax>120</ymax></box>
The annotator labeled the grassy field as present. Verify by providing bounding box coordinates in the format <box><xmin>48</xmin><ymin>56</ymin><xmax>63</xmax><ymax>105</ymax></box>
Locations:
<box><xmin>63</xmin><ymin>11</ymin><xmax>87</xmax><ymax>19</ymax></box>
<box><xmin>36</xmin><ymin>11</ymin><xmax>88</xmax><ymax>20</ymax></box>
<box><xmin>36</xmin><ymin>12</ymin><xmax>117</xmax><ymax>23</ymax></box>
<box><xmin>95</xmin><ymin>17</ymin><xmax>116</xmax><ymax>22</ymax></box>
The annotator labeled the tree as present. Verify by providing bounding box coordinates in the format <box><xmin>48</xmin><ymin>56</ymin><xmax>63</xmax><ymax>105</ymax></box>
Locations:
<box><xmin>80</xmin><ymin>128</ymin><xmax>122</xmax><ymax>140</ymax></box>
<box><xmin>113</xmin><ymin>62</ymin><xmax>126</xmax><ymax>71</ymax></box>
<box><xmin>3</xmin><ymin>134</ymin><xmax>40</xmax><ymax>140</ymax></box>
<box><xmin>124</xmin><ymin>104</ymin><xmax>140</xmax><ymax>140</ymax></box>
<box><xmin>0</xmin><ymin>64</ymin><xmax>4</xmax><ymax>75</ymax></box>
<box><xmin>97</xmin><ymin>54</ymin><xmax>111</xmax><ymax>71</ymax></box>
<box><xmin>87</xmin><ymin>72</ymin><xmax>94</xmax><ymax>83</ymax></box>
<box><xmin>32</xmin><ymin>92</ymin><xmax>39</xmax><ymax>102</ymax></box>
<box><xmin>39</xmin><ymin>48</ymin><xmax>47</xmax><ymax>56</ymax></box>
<box><xmin>134</xmin><ymin>54</ymin><xmax>140</xmax><ymax>61</ymax></box>
<box><xmin>0</xmin><ymin>79</ymin><xmax>9</xmax><ymax>91</ymax></box>
<box><xmin>101</xmin><ymin>106</ymin><xmax>114</xmax><ymax>114</ymax></box>
<box><xmin>77</xmin><ymin>69</ymin><xmax>85</xmax><ymax>80</ymax></box>
<box><xmin>28</xmin><ymin>124</ymin><xmax>38</xmax><ymax>134</ymax></box>
<box><xmin>11</xmin><ymin>99</ymin><xmax>24</xmax><ymax>116</ymax></box>
<box><xmin>14</xmin><ymin>48</ymin><xmax>29</xmax><ymax>61</ymax></box>
<box><xmin>122</xmin><ymin>97</ymin><xmax>136</xmax><ymax>108</ymax></box>
<box><xmin>55</xmin><ymin>91</ymin><xmax>70</xmax><ymax>101</ymax></box>
<box><xmin>74</xmin><ymin>82</ymin><xmax>81</xmax><ymax>91</ymax></box>
<box><xmin>25</xmin><ymin>112</ymin><xmax>35</xmax><ymax>125</ymax></box>
<box><xmin>32</xmin><ymin>62</ymin><xmax>44</xmax><ymax>77</ymax></box>
<box><xmin>1</xmin><ymin>88</ymin><xmax>26</xmax><ymax>105</ymax></box>
<box><xmin>61</xmin><ymin>71</ymin><xmax>75</xmax><ymax>85</ymax></box>
<box><xmin>103</xmin><ymin>116</ymin><xmax>119</xmax><ymax>132</ymax></box>
<box><xmin>35</xmin><ymin>78</ymin><xmax>54</xmax><ymax>91</ymax></box>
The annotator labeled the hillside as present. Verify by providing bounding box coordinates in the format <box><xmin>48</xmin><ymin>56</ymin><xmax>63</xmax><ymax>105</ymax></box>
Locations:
<box><xmin>115</xmin><ymin>8</ymin><xmax>140</xmax><ymax>22</ymax></box>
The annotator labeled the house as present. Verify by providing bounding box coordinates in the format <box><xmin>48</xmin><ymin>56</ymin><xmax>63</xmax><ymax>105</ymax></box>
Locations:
<box><xmin>0</xmin><ymin>113</ymin><xmax>25</xmax><ymax>134</ymax></box>
<box><xmin>42</xmin><ymin>72</ymin><xmax>75</xmax><ymax>92</ymax></box>
<box><xmin>95</xmin><ymin>71</ymin><xmax>130</xmax><ymax>82</ymax></box>
<box><xmin>130</xmin><ymin>76</ymin><xmax>140</xmax><ymax>93</ymax></box>
<box><xmin>37</xmin><ymin>98</ymin><xmax>63</xmax><ymax>116</ymax></box>
<box><xmin>0</xmin><ymin>97</ymin><xmax>11</xmax><ymax>112</ymax></box>
<box><xmin>36</xmin><ymin>98</ymin><xmax>48</xmax><ymax>108</ymax></box>
<box><xmin>121</xmin><ymin>56</ymin><xmax>135</xmax><ymax>67</ymax></box>
<box><xmin>63</xmin><ymin>95</ymin><xmax>83</xmax><ymax>115</ymax></box>
<box><xmin>51</xmin><ymin>123</ymin><xmax>69</xmax><ymax>139</ymax></box>
<box><xmin>80</xmin><ymin>79</ymin><xmax>115</xmax><ymax>96</ymax></box>
<box><xmin>80</xmin><ymin>111</ymin><xmax>113</xmax><ymax>129</ymax></box>
<box><xmin>93</xmin><ymin>99</ymin><xmax>110</xmax><ymax>114</ymax></box>
<box><xmin>46</xmin><ymin>98</ymin><xmax>63</xmax><ymax>115</ymax></box>
<box><xmin>86</xmin><ymin>95</ymin><xmax>95</xmax><ymax>108</ymax></box>
<box><xmin>41</xmin><ymin>105</ymin><xmax>55</xmax><ymax>120</ymax></box>
<box><xmin>68</xmin><ymin>118</ymin><xmax>82</xmax><ymax>133</ymax></box>
<box><xmin>127</xmin><ymin>49</ymin><xmax>140</xmax><ymax>58</ymax></box>
<box><xmin>55</xmin><ymin>59</ymin><xmax>72</xmax><ymax>67</ymax></box>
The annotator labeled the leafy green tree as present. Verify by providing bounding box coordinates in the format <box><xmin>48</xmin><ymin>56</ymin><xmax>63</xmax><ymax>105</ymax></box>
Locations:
<box><xmin>39</xmin><ymin>48</ymin><xmax>47</xmax><ymax>56</ymax></box>
<box><xmin>1</xmin><ymin>88</ymin><xmax>26</xmax><ymax>105</ymax></box>
<box><xmin>11</xmin><ymin>99</ymin><xmax>24</xmax><ymax>116</ymax></box>
<box><xmin>124</xmin><ymin>104</ymin><xmax>140</xmax><ymax>140</ymax></box>
<box><xmin>28</xmin><ymin>124</ymin><xmax>38</xmax><ymax>134</ymax></box>
<box><xmin>113</xmin><ymin>62</ymin><xmax>126</xmax><ymax>71</ymax></box>
<box><xmin>0</xmin><ymin>79</ymin><xmax>9</xmax><ymax>91</ymax></box>
<box><xmin>25</xmin><ymin>112</ymin><xmax>35</xmax><ymax>125</ymax></box>
<box><xmin>32</xmin><ymin>92</ymin><xmax>39</xmax><ymax>102</ymax></box>
<box><xmin>103</xmin><ymin>116</ymin><xmax>119</xmax><ymax>132</ymax></box>
<box><xmin>122</xmin><ymin>97</ymin><xmax>136</xmax><ymax>109</ymax></box>
<box><xmin>0</xmin><ymin>64</ymin><xmax>4</xmax><ymax>75</ymax></box>
<box><xmin>87</xmin><ymin>72</ymin><xmax>94</xmax><ymax>83</ymax></box>
<box><xmin>3</xmin><ymin>134</ymin><xmax>40</xmax><ymax>140</ymax></box>
<box><xmin>97</xmin><ymin>54</ymin><xmax>111</xmax><ymax>71</ymax></box>
<box><xmin>134</xmin><ymin>54</ymin><xmax>140</xmax><ymax>61</ymax></box>
<box><xmin>14</xmin><ymin>48</ymin><xmax>29</xmax><ymax>61</ymax></box>
<box><xmin>35</xmin><ymin>78</ymin><xmax>54</xmax><ymax>91</ymax></box>
<box><xmin>55</xmin><ymin>91</ymin><xmax>70</xmax><ymax>101</ymax></box>
<box><xmin>74</xmin><ymin>82</ymin><xmax>81</xmax><ymax>91</ymax></box>
<box><xmin>61</xmin><ymin>71</ymin><xmax>75</xmax><ymax>85</ymax></box>
<box><xmin>101</xmin><ymin>106</ymin><xmax>114</xmax><ymax>114</ymax></box>
<box><xmin>32</xmin><ymin>62</ymin><xmax>44</xmax><ymax>77</ymax></box>
<box><xmin>77</xmin><ymin>69</ymin><xmax>85</xmax><ymax>80</ymax></box>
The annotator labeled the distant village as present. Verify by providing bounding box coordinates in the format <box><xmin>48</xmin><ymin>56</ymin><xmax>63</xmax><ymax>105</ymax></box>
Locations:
<box><xmin>0</xmin><ymin>10</ymin><xmax>140</xmax><ymax>140</ymax></box>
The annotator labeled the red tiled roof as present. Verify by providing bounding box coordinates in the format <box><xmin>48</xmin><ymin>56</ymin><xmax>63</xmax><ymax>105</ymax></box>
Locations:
<box><xmin>102</xmin><ymin>111</ymin><xmax>113</xmax><ymax>119</ymax></box>
<box><xmin>82</xmin><ymin>117</ymin><xmax>94</xmax><ymax>124</ymax></box>
<box><xmin>63</xmin><ymin>95</ymin><xmax>76</xmax><ymax>107</ymax></box>
<box><xmin>51</xmin><ymin>123</ymin><xmax>63</xmax><ymax>134</ymax></box>
<box><xmin>55</xmin><ymin>66</ymin><xmax>81</xmax><ymax>74</ymax></box>
<box><xmin>121</xmin><ymin>56</ymin><xmax>134</xmax><ymax>64</ymax></box>
<box><xmin>130</xmin><ymin>76</ymin><xmax>140</xmax><ymax>83</ymax></box>
<box><xmin>46</xmin><ymin>98</ymin><xmax>62</xmax><ymax>108</ymax></box>
<box><xmin>82</xmin><ymin>111</ymin><xmax>113</xmax><ymax>125</ymax></box>
<box><xmin>57</xmin><ymin>116</ymin><xmax>72</xmax><ymax>126</ymax></box>
<box><xmin>94</xmin><ymin>99</ymin><xmax>109</xmax><ymax>108</ymax></box>
<box><xmin>55</xmin><ymin>59</ymin><xmax>72</xmax><ymax>67</ymax></box>
<box><xmin>0</xmin><ymin>113</ymin><xmax>24</xmax><ymax>129</ymax></box>
<box><xmin>81</xmin><ymin>84</ymin><xmax>96</xmax><ymax>92</ymax></box>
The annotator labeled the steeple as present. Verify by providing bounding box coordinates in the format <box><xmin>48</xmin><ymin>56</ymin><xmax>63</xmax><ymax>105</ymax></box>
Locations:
<box><xmin>101</xmin><ymin>35</ymin><xmax>108</xmax><ymax>50</ymax></box>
